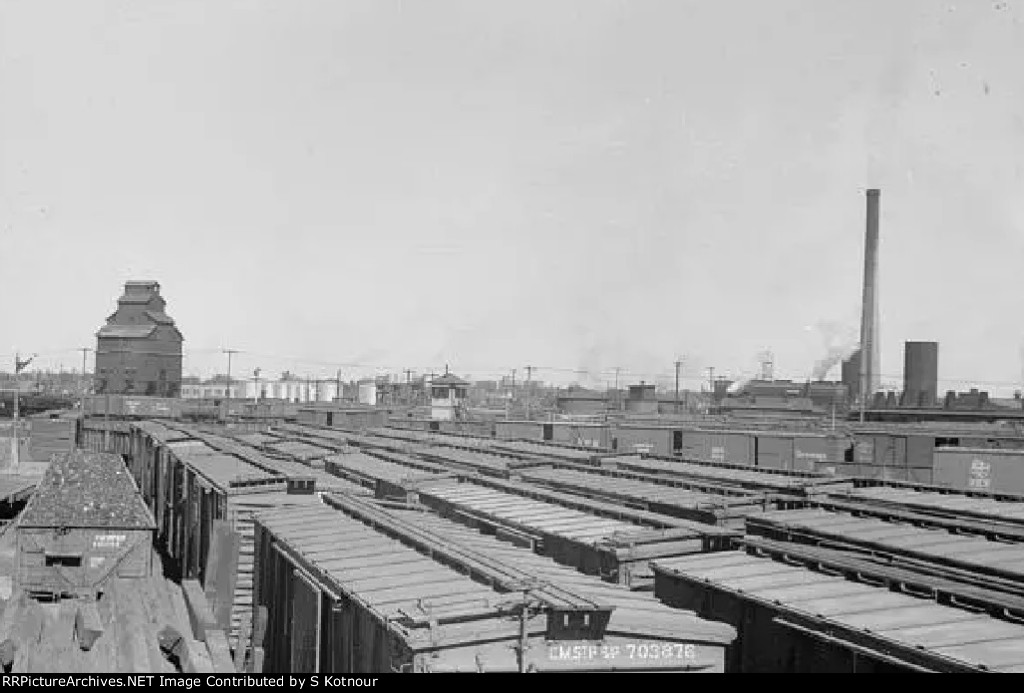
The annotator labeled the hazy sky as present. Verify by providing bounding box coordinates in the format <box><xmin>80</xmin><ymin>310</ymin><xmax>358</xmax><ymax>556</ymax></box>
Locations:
<box><xmin>2</xmin><ymin>0</ymin><xmax>1023</xmax><ymax>392</ymax></box>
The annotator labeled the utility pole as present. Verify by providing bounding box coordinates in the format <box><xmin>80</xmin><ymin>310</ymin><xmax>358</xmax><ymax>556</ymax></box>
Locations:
<box><xmin>79</xmin><ymin>347</ymin><xmax>93</xmax><ymax>398</ymax></box>
<box><xmin>524</xmin><ymin>366</ymin><xmax>534</xmax><ymax>420</ymax></box>
<box><xmin>507</xmin><ymin>369</ymin><xmax>517</xmax><ymax>420</ymax></box>
<box><xmin>222</xmin><ymin>349</ymin><xmax>238</xmax><ymax>402</ymax></box>
<box><xmin>12</xmin><ymin>353</ymin><xmax>35</xmax><ymax>473</ymax></box>
<box><xmin>336</xmin><ymin>369</ymin><xmax>343</xmax><ymax>403</ymax></box>
<box><xmin>404</xmin><ymin>368</ymin><xmax>412</xmax><ymax>406</ymax></box>
<box><xmin>674</xmin><ymin>358</ymin><xmax>683</xmax><ymax>414</ymax></box>
<box><xmin>707</xmin><ymin>367</ymin><xmax>715</xmax><ymax>415</ymax></box>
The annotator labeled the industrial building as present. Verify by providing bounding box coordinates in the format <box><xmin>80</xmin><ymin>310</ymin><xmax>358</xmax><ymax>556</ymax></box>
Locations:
<box><xmin>94</xmin><ymin>281</ymin><xmax>183</xmax><ymax>397</ymax></box>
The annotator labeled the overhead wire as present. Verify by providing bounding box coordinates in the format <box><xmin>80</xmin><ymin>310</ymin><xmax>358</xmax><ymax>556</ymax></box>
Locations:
<box><xmin>5</xmin><ymin>347</ymin><xmax>1024</xmax><ymax>391</ymax></box>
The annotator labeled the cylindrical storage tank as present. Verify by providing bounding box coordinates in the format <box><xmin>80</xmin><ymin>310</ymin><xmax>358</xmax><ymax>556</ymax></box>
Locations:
<box><xmin>903</xmin><ymin>341</ymin><xmax>939</xmax><ymax>407</ymax></box>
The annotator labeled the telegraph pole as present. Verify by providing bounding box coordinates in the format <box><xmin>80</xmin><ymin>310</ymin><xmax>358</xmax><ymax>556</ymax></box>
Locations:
<box><xmin>524</xmin><ymin>366</ymin><xmax>534</xmax><ymax>420</ymax></box>
<box><xmin>12</xmin><ymin>353</ymin><xmax>35</xmax><ymax>472</ymax></box>
<box><xmin>79</xmin><ymin>347</ymin><xmax>93</xmax><ymax>398</ymax></box>
<box><xmin>508</xmin><ymin>369</ymin><xmax>516</xmax><ymax>420</ymax></box>
<box><xmin>707</xmin><ymin>367</ymin><xmax>716</xmax><ymax>415</ymax></box>
<box><xmin>674</xmin><ymin>358</ymin><xmax>683</xmax><ymax>414</ymax></box>
<box><xmin>222</xmin><ymin>349</ymin><xmax>238</xmax><ymax>402</ymax></box>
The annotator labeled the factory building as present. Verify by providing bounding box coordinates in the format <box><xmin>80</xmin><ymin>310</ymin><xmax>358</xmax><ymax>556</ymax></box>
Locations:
<box><xmin>94</xmin><ymin>281</ymin><xmax>182</xmax><ymax>397</ymax></box>
<box><xmin>625</xmin><ymin>382</ymin><xmax>658</xmax><ymax>414</ymax></box>
<box><xmin>556</xmin><ymin>388</ymin><xmax>609</xmax><ymax>415</ymax></box>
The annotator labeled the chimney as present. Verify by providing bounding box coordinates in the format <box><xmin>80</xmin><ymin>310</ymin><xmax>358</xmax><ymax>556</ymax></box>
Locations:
<box><xmin>859</xmin><ymin>189</ymin><xmax>881</xmax><ymax>409</ymax></box>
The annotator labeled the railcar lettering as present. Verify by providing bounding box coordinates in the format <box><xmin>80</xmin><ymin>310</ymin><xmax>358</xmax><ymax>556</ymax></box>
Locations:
<box><xmin>93</xmin><ymin>534</ymin><xmax>127</xmax><ymax>549</ymax></box>
<box><xmin>548</xmin><ymin>642</ymin><xmax>697</xmax><ymax>662</ymax></box>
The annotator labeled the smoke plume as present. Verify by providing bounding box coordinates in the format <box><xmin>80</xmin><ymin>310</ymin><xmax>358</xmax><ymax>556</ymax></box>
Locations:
<box><xmin>808</xmin><ymin>320</ymin><xmax>860</xmax><ymax>381</ymax></box>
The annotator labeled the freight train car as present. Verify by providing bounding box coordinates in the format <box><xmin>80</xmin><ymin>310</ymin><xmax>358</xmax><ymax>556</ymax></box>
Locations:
<box><xmin>82</xmin><ymin>395</ymin><xmax>184</xmax><ymax>419</ymax></box>
<box><xmin>931</xmin><ymin>447</ymin><xmax>1024</xmax><ymax>495</ymax></box>
<box><xmin>493</xmin><ymin>420</ymin><xmax>612</xmax><ymax>448</ymax></box>
<box><xmin>253</xmin><ymin>494</ymin><xmax>737</xmax><ymax>673</ymax></box>
<box><xmin>25</xmin><ymin>412</ymin><xmax>78</xmax><ymax>462</ymax></box>
<box><xmin>122</xmin><ymin>420</ymin><xmax>373</xmax><ymax>650</ymax></box>
<box><xmin>494</xmin><ymin>420</ymin><xmax>543</xmax><ymax>441</ymax></box>
<box><xmin>295</xmin><ymin>406</ymin><xmax>388</xmax><ymax>430</ymax></box>
<box><xmin>77</xmin><ymin>418</ymin><xmax>133</xmax><ymax>457</ymax></box>
<box><xmin>652</xmin><ymin>542</ymin><xmax>1024</xmax><ymax>673</ymax></box>
<box><xmin>15</xmin><ymin>449</ymin><xmax>155</xmax><ymax>598</ymax></box>
<box><xmin>835</xmin><ymin>431</ymin><xmax>935</xmax><ymax>482</ymax></box>
<box><xmin>612</xmin><ymin>425</ymin><xmax>681</xmax><ymax>456</ymax></box>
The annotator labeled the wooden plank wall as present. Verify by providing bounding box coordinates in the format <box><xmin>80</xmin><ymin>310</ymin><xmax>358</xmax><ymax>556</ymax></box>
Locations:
<box><xmin>290</xmin><ymin>571</ymin><xmax>320</xmax><ymax>672</ymax></box>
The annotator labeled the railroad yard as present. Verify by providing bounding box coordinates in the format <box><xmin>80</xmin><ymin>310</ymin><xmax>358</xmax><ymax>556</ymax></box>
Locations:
<box><xmin>4</xmin><ymin>0</ymin><xmax>1021</xmax><ymax>676</ymax></box>
<box><xmin>0</xmin><ymin>412</ymin><xmax>1021</xmax><ymax>674</ymax></box>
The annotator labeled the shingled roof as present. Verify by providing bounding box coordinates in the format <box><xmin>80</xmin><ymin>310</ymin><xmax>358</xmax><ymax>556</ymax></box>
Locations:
<box><xmin>96</xmin><ymin>325</ymin><xmax>157</xmax><ymax>339</ymax></box>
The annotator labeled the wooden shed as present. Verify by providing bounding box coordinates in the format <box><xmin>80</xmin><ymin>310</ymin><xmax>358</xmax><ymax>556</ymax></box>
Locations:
<box><xmin>15</xmin><ymin>449</ymin><xmax>156</xmax><ymax>598</ymax></box>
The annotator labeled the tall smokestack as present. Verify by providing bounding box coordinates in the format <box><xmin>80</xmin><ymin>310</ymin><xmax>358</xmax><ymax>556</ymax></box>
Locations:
<box><xmin>859</xmin><ymin>189</ymin><xmax>881</xmax><ymax>413</ymax></box>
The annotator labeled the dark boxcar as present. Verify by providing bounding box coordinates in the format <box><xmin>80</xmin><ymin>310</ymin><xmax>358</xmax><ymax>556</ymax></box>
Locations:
<box><xmin>254</xmin><ymin>500</ymin><xmax>737</xmax><ymax>673</ymax></box>
<box><xmin>613</xmin><ymin>425</ymin><xmax>675</xmax><ymax>456</ymax></box>
<box><xmin>755</xmin><ymin>434</ymin><xmax>792</xmax><ymax>470</ymax></box>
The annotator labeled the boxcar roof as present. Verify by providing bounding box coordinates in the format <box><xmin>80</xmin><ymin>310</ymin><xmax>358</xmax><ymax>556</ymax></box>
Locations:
<box><xmin>17</xmin><ymin>450</ymin><xmax>154</xmax><ymax>529</ymax></box>
<box><xmin>256</xmin><ymin>504</ymin><xmax>737</xmax><ymax>650</ymax></box>
<box><xmin>652</xmin><ymin>550</ymin><xmax>1024</xmax><ymax>673</ymax></box>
